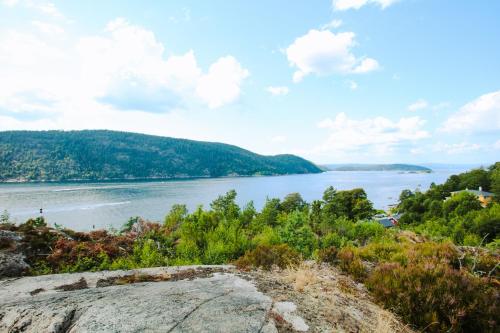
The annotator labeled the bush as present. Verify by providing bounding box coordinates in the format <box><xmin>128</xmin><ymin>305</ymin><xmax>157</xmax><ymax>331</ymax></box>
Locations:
<box><xmin>337</xmin><ymin>247</ymin><xmax>367</xmax><ymax>280</ymax></box>
<box><xmin>46</xmin><ymin>232</ymin><xmax>134</xmax><ymax>272</ymax></box>
<box><xmin>320</xmin><ymin>232</ymin><xmax>349</xmax><ymax>249</ymax></box>
<box><xmin>366</xmin><ymin>262</ymin><xmax>499</xmax><ymax>332</ymax></box>
<box><xmin>356</xmin><ymin>239</ymin><xmax>406</xmax><ymax>264</ymax></box>
<box><xmin>235</xmin><ymin>244</ymin><xmax>300</xmax><ymax>270</ymax></box>
<box><xmin>353</xmin><ymin>221</ymin><xmax>385</xmax><ymax>245</ymax></box>
<box><xmin>278</xmin><ymin>211</ymin><xmax>317</xmax><ymax>257</ymax></box>
<box><xmin>316</xmin><ymin>246</ymin><xmax>338</xmax><ymax>264</ymax></box>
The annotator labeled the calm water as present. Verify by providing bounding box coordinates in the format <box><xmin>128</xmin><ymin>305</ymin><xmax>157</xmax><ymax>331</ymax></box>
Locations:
<box><xmin>0</xmin><ymin>165</ymin><xmax>471</xmax><ymax>230</ymax></box>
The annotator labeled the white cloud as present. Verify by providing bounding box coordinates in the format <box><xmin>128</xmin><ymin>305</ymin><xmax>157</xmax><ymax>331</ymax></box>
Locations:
<box><xmin>0</xmin><ymin>18</ymin><xmax>250</xmax><ymax>119</ymax></box>
<box><xmin>32</xmin><ymin>21</ymin><xmax>65</xmax><ymax>35</ymax></box>
<box><xmin>286</xmin><ymin>29</ymin><xmax>379</xmax><ymax>82</ymax></box>
<box><xmin>352</xmin><ymin>58</ymin><xmax>380</xmax><ymax>73</ymax></box>
<box><xmin>332</xmin><ymin>0</ymin><xmax>399</xmax><ymax>11</ymax></box>
<box><xmin>408</xmin><ymin>99</ymin><xmax>428</xmax><ymax>112</ymax></box>
<box><xmin>2</xmin><ymin>0</ymin><xmax>65</xmax><ymax>18</ymax></box>
<box><xmin>316</xmin><ymin>112</ymin><xmax>429</xmax><ymax>154</ymax></box>
<box><xmin>32</xmin><ymin>2</ymin><xmax>63</xmax><ymax>18</ymax></box>
<box><xmin>2</xmin><ymin>0</ymin><xmax>19</xmax><ymax>6</ymax></box>
<box><xmin>196</xmin><ymin>56</ymin><xmax>249</xmax><ymax>109</ymax></box>
<box><xmin>432</xmin><ymin>142</ymin><xmax>482</xmax><ymax>155</ymax></box>
<box><xmin>321</xmin><ymin>19</ymin><xmax>343</xmax><ymax>30</ymax></box>
<box><xmin>267</xmin><ymin>86</ymin><xmax>289</xmax><ymax>96</ymax></box>
<box><xmin>431</xmin><ymin>102</ymin><xmax>451</xmax><ymax>111</ymax></box>
<box><xmin>441</xmin><ymin>90</ymin><xmax>500</xmax><ymax>132</ymax></box>
<box><xmin>271</xmin><ymin>135</ymin><xmax>287</xmax><ymax>143</ymax></box>
<box><xmin>410</xmin><ymin>147</ymin><xmax>424</xmax><ymax>155</ymax></box>
<box><xmin>494</xmin><ymin>140</ymin><xmax>500</xmax><ymax>150</ymax></box>
<box><xmin>346</xmin><ymin>80</ymin><xmax>358</xmax><ymax>90</ymax></box>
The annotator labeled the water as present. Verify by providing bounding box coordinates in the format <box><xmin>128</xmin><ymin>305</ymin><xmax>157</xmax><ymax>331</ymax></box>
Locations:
<box><xmin>0</xmin><ymin>165</ymin><xmax>471</xmax><ymax>230</ymax></box>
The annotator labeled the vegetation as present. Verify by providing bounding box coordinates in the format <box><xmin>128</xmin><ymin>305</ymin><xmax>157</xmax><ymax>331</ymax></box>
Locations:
<box><xmin>397</xmin><ymin>162</ymin><xmax>500</xmax><ymax>244</ymax></box>
<box><xmin>1</xmin><ymin>163</ymin><xmax>499</xmax><ymax>332</ymax></box>
<box><xmin>0</xmin><ymin>130</ymin><xmax>321</xmax><ymax>181</ymax></box>
<box><xmin>325</xmin><ymin>163</ymin><xmax>432</xmax><ymax>172</ymax></box>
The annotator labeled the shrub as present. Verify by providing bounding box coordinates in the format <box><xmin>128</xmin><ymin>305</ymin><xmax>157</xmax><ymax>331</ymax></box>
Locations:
<box><xmin>353</xmin><ymin>221</ymin><xmax>385</xmax><ymax>245</ymax></box>
<box><xmin>366</xmin><ymin>262</ymin><xmax>499</xmax><ymax>332</ymax></box>
<box><xmin>279</xmin><ymin>211</ymin><xmax>317</xmax><ymax>257</ymax></box>
<box><xmin>202</xmin><ymin>223</ymin><xmax>249</xmax><ymax>264</ymax></box>
<box><xmin>320</xmin><ymin>232</ymin><xmax>349</xmax><ymax>249</ymax></box>
<box><xmin>46</xmin><ymin>232</ymin><xmax>134</xmax><ymax>272</ymax></box>
<box><xmin>235</xmin><ymin>244</ymin><xmax>300</xmax><ymax>270</ymax></box>
<box><xmin>251</xmin><ymin>226</ymin><xmax>281</xmax><ymax>247</ymax></box>
<box><xmin>356</xmin><ymin>239</ymin><xmax>405</xmax><ymax>263</ymax></box>
<box><xmin>316</xmin><ymin>246</ymin><xmax>338</xmax><ymax>264</ymax></box>
<box><xmin>132</xmin><ymin>239</ymin><xmax>168</xmax><ymax>267</ymax></box>
<box><xmin>337</xmin><ymin>247</ymin><xmax>367</xmax><ymax>280</ymax></box>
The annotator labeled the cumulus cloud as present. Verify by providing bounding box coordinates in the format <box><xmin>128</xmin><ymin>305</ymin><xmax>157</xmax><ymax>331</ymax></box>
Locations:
<box><xmin>271</xmin><ymin>135</ymin><xmax>287</xmax><ymax>143</ymax></box>
<box><xmin>316</xmin><ymin>112</ymin><xmax>429</xmax><ymax>154</ymax></box>
<box><xmin>332</xmin><ymin>0</ymin><xmax>399</xmax><ymax>11</ymax></box>
<box><xmin>0</xmin><ymin>17</ymin><xmax>250</xmax><ymax>120</ymax></box>
<box><xmin>432</xmin><ymin>142</ymin><xmax>482</xmax><ymax>155</ymax></box>
<box><xmin>267</xmin><ymin>86</ymin><xmax>289</xmax><ymax>96</ymax></box>
<box><xmin>196</xmin><ymin>56</ymin><xmax>249</xmax><ymax>109</ymax></box>
<box><xmin>408</xmin><ymin>99</ymin><xmax>428</xmax><ymax>112</ymax></box>
<box><xmin>286</xmin><ymin>29</ymin><xmax>379</xmax><ymax>82</ymax></box>
<box><xmin>321</xmin><ymin>19</ymin><xmax>343</xmax><ymax>30</ymax></box>
<box><xmin>441</xmin><ymin>91</ymin><xmax>500</xmax><ymax>132</ymax></box>
<box><xmin>2</xmin><ymin>0</ymin><xmax>65</xmax><ymax>18</ymax></box>
<box><xmin>31</xmin><ymin>21</ymin><xmax>65</xmax><ymax>35</ymax></box>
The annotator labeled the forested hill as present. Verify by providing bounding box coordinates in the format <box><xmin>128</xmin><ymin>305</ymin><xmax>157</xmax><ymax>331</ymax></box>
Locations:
<box><xmin>0</xmin><ymin>130</ymin><xmax>322</xmax><ymax>182</ymax></box>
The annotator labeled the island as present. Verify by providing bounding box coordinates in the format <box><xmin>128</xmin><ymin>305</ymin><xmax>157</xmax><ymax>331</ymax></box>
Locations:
<box><xmin>323</xmin><ymin>163</ymin><xmax>432</xmax><ymax>173</ymax></box>
<box><xmin>0</xmin><ymin>130</ymin><xmax>322</xmax><ymax>182</ymax></box>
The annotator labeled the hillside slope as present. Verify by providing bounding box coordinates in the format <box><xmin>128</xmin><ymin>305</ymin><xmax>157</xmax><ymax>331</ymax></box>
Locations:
<box><xmin>0</xmin><ymin>130</ymin><xmax>321</xmax><ymax>182</ymax></box>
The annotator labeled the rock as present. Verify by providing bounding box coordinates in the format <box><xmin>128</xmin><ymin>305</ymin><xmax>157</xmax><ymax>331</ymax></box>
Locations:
<box><xmin>0</xmin><ymin>252</ymin><xmax>30</xmax><ymax>278</ymax></box>
<box><xmin>0</xmin><ymin>266</ymin><xmax>274</xmax><ymax>333</ymax></box>
<box><xmin>272</xmin><ymin>301</ymin><xmax>309</xmax><ymax>332</ymax></box>
<box><xmin>0</xmin><ymin>230</ymin><xmax>30</xmax><ymax>278</ymax></box>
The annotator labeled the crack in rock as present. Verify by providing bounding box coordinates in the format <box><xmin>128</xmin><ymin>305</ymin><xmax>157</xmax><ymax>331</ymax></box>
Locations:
<box><xmin>166</xmin><ymin>290</ymin><xmax>233</xmax><ymax>333</ymax></box>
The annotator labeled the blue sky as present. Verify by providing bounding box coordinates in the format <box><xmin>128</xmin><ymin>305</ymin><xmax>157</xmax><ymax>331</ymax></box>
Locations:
<box><xmin>0</xmin><ymin>0</ymin><xmax>499</xmax><ymax>164</ymax></box>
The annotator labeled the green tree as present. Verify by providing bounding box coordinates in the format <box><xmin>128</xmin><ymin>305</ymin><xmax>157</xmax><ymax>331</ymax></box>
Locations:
<box><xmin>164</xmin><ymin>204</ymin><xmax>188</xmax><ymax>231</ymax></box>
<box><xmin>210</xmin><ymin>190</ymin><xmax>240</xmax><ymax>220</ymax></box>
<box><xmin>443</xmin><ymin>192</ymin><xmax>482</xmax><ymax>218</ymax></box>
<box><xmin>280</xmin><ymin>192</ymin><xmax>307</xmax><ymax>213</ymax></box>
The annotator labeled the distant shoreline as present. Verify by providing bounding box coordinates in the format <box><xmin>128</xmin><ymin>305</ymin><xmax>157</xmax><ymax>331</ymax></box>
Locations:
<box><xmin>323</xmin><ymin>164</ymin><xmax>432</xmax><ymax>173</ymax></box>
<box><xmin>0</xmin><ymin>171</ymin><xmax>325</xmax><ymax>185</ymax></box>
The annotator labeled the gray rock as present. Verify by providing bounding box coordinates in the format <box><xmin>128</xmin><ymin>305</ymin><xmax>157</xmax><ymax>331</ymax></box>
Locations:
<box><xmin>0</xmin><ymin>252</ymin><xmax>30</xmax><ymax>278</ymax></box>
<box><xmin>0</xmin><ymin>230</ymin><xmax>29</xmax><ymax>278</ymax></box>
<box><xmin>0</xmin><ymin>266</ymin><xmax>275</xmax><ymax>333</ymax></box>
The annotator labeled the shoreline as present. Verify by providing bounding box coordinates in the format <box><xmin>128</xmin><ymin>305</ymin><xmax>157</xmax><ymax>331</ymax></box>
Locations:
<box><xmin>0</xmin><ymin>170</ymin><xmax>324</xmax><ymax>185</ymax></box>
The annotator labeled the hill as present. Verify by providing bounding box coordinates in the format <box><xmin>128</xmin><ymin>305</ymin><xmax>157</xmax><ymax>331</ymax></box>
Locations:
<box><xmin>324</xmin><ymin>163</ymin><xmax>432</xmax><ymax>173</ymax></box>
<box><xmin>0</xmin><ymin>130</ymin><xmax>322</xmax><ymax>182</ymax></box>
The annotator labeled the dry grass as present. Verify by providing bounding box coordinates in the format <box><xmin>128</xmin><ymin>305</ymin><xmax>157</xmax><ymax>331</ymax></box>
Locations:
<box><xmin>375</xmin><ymin>311</ymin><xmax>397</xmax><ymax>333</ymax></box>
<box><xmin>250</xmin><ymin>262</ymin><xmax>415</xmax><ymax>332</ymax></box>
<box><xmin>284</xmin><ymin>263</ymin><xmax>318</xmax><ymax>292</ymax></box>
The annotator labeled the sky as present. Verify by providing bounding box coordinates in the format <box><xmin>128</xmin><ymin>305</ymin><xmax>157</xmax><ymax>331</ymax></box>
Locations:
<box><xmin>0</xmin><ymin>0</ymin><xmax>499</xmax><ymax>165</ymax></box>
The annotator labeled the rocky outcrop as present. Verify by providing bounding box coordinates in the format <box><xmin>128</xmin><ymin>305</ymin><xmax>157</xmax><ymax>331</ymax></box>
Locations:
<box><xmin>0</xmin><ymin>266</ymin><xmax>277</xmax><ymax>333</ymax></box>
<box><xmin>0</xmin><ymin>230</ymin><xmax>30</xmax><ymax>278</ymax></box>
<box><xmin>0</xmin><ymin>264</ymin><xmax>412</xmax><ymax>332</ymax></box>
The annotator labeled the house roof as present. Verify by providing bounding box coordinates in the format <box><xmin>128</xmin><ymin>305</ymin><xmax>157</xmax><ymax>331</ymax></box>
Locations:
<box><xmin>373</xmin><ymin>216</ymin><xmax>397</xmax><ymax>228</ymax></box>
<box><xmin>450</xmin><ymin>189</ymin><xmax>495</xmax><ymax>197</ymax></box>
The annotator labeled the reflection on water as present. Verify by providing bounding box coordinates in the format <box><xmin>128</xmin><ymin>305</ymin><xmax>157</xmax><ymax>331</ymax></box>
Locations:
<box><xmin>0</xmin><ymin>166</ymin><xmax>470</xmax><ymax>230</ymax></box>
